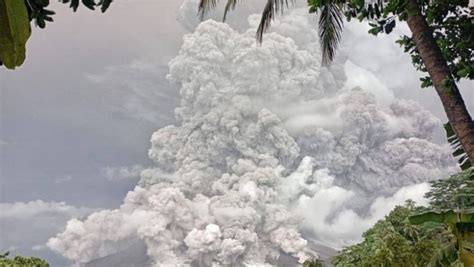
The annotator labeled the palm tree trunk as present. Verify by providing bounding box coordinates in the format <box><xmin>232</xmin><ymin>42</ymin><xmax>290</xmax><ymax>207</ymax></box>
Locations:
<box><xmin>405</xmin><ymin>0</ymin><xmax>474</xmax><ymax>165</ymax></box>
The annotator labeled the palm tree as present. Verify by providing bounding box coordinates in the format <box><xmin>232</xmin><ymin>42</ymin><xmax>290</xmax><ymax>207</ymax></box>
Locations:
<box><xmin>403</xmin><ymin>0</ymin><xmax>474</xmax><ymax>168</ymax></box>
<box><xmin>197</xmin><ymin>0</ymin><xmax>474</xmax><ymax>165</ymax></box>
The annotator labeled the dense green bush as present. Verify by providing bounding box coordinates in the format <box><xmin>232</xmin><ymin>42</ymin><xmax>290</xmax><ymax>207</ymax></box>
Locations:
<box><xmin>332</xmin><ymin>169</ymin><xmax>474</xmax><ymax>267</ymax></box>
<box><xmin>331</xmin><ymin>201</ymin><xmax>450</xmax><ymax>267</ymax></box>
<box><xmin>0</xmin><ymin>252</ymin><xmax>49</xmax><ymax>267</ymax></box>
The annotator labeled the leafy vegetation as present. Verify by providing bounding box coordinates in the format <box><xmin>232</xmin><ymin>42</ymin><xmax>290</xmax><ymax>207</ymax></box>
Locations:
<box><xmin>27</xmin><ymin>0</ymin><xmax>114</xmax><ymax>29</ymax></box>
<box><xmin>426</xmin><ymin>169</ymin><xmax>474</xmax><ymax>210</ymax></box>
<box><xmin>331</xmin><ymin>201</ymin><xmax>450</xmax><ymax>266</ymax></box>
<box><xmin>332</xmin><ymin>169</ymin><xmax>474</xmax><ymax>267</ymax></box>
<box><xmin>303</xmin><ymin>258</ymin><xmax>324</xmax><ymax>267</ymax></box>
<box><xmin>410</xmin><ymin>169</ymin><xmax>474</xmax><ymax>266</ymax></box>
<box><xmin>0</xmin><ymin>252</ymin><xmax>49</xmax><ymax>267</ymax></box>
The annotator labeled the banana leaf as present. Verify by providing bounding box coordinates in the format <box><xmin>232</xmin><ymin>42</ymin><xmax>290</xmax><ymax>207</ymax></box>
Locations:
<box><xmin>0</xmin><ymin>0</ymin><xmax>31</xmax><ymax>69</ymax></box>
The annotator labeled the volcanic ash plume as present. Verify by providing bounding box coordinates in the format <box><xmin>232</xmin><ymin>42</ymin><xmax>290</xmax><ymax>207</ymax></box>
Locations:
<box><xmin>48</xmin><ymin>10</ymin><xmax>456</xmax><ymax>266</ymax></box>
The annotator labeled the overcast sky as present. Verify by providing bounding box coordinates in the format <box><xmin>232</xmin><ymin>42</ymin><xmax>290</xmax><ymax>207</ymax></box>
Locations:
<box><xmin>0</xmin><ymin>0</ymin><xmax>473</xmax><ymax>266</ymax></box>
<box><xmin>0</xmin><ymin>1</ymin><xmax>184</xmax><ymax>265</ymax></box>
<box><xmin>1</xmin><ymin>0</ymin><xmax>183</xmax><ymax>207</ymax></box>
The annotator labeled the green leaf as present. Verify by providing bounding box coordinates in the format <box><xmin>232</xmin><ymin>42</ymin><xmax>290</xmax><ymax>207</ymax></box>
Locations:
<box><xmin>368</xmin><ymin>26</ymin><xmax>382</xmax><ymax>35</ymax></box>
<box><xmin>34</xmin><ymin>0</ymin><xmax>50</xmax><ymax>8</ymax></box>
<box><xmin>303</xmin><ymin>258</ymin><xmax>324</xmax><ymax>267</ymax></box>
<box><xmin>409</xmin><ymin>211</ymin><xmax>456</xmax><ymax>225</ymax></box>
<box><xmin>82</xmin><ymin>0</ymin><xmax>96</xmax><ymax>10</ymax></box>
<box><xmin>420</xmin><ymin>76</ymin><xmax>432</xmax><ymax>88</ymax></box>
<box><xmin>0</xmin><ymin>0</ymin><xmax>32</xmax><ymax>69</ymax></box>
<box><xmin>99</xmin><ymin>0</ymin><xmax>112</xmax><ymax>12</ymax></box>
<box><xmin>456</xmin><ymin>68</ymin><xmax>469</xmax><ymax>77</ymax></box>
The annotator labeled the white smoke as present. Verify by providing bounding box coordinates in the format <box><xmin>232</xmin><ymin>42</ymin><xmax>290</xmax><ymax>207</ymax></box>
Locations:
<box><xmin>48</xmin><ymin>5</ymin><xmax>457</xmax><ymax>266</ymax></box>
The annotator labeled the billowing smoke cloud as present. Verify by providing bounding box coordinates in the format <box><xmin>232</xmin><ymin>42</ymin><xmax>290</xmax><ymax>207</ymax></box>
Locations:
<box><xmin>48</xmin><ymin>5</ymin><xmax>457</xmax><ymax>266</ymax></box>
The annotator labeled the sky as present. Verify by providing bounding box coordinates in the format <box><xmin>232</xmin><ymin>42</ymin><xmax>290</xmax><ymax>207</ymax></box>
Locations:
<box><xmin>0</xmin><ymin>0</ymin><xmax>183</xmax><ymax>207</ymax></box>
<box><xmin>0</xmin><ymin>1</ymin><xmax>183</xmax><ymax>265</ymax></box>
<box><xmin>0</xmin><ymin>0</ymin><xmax>473</xmax><ymax>266</ymax></box>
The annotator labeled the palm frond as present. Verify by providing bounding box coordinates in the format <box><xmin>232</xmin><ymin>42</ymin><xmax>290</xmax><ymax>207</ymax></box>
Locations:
<box><xmin>444</xmin><ymin>122</ymin><xmax>473</xmax><ymax>171</ymax></box>
<box><xmin>198</xmin><ymin>0</ymin><xmax>295</xmax><ymax>43</ymax></box>
<box><xmin>198</xmin><ymin>0</ymin><xmax>218</xmax><ymax>20</ymax></box>
<box><xmin>256</xmin><ymin>0</ymin><xmax>294</xmax><ymax>43</ymax></box>
<box><xmin>223</xmin><ymin>0</ymin><xmax>238</xmax><ymax>21</ymax></box>
<box><xmin>318</xmin><ymin>1</ymin><xmax>344</xmax><ymax>66</ymax></box>
<box><xmin>198</xmin><ymin>0</ymin><xmax>242</xmax><ymax>21</ymax></box>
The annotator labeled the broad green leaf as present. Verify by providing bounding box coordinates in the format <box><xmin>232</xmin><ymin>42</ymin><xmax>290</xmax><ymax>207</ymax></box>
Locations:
<box><xmin>409</xmin><ymin>211</ymin><xmax>456</xmax><ymax>225</ymax></box>
<box><xmin>0</xmin><ymin>0</ymin><xmax>31</xmax><ymax>69</ymax></box>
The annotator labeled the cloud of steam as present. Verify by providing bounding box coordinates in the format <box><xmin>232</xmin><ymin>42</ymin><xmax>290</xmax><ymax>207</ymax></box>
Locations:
<box><xmin>48</xmin><ymin>6</ymin><xmax>457</xmax><ymax>265</ymax></box>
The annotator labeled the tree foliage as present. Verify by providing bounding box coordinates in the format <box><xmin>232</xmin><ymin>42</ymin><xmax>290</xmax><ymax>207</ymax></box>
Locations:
<box><xmin>410</xmin><ymin>169</ymin><xmax>474</xmax><ymax>266</ymax></box>
<box><xmin>303</xmin><ymin>258</ymin><xmax>324</xmax><ymax>267</ymax></box>
<box><xmin>0</xmin><ymin>252</ymin><xmax>49</xmax><ymax>267</ymax></box>
<box><xmin>27</xmin><ymin>0</ymin><xmax>114</xmax><ymax>29</ymax></box>
<box><xmin>426</xmin><ymin>168</ymin><xmax>474</xmax><ymax>210</ymax></box>
<box><xmin>333</xmin><ymin>169</ymin><xmax>474</xmax><ymax>267</ymax></box>
<box><xmin>331</xmin><ymin>201</ymin><xmax>450</xmax><ymax>267</ymax></box>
